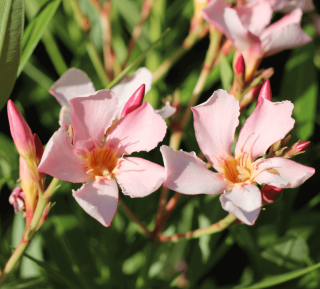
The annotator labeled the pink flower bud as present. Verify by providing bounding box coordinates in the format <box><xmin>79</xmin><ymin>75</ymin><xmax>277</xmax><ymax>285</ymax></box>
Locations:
<box><xmin>296</xmin><ymin>141</ymin><xmax>310</xmax><ymax>151</ymax></box>
<box><xmin>34</xmin><ymin>134</ymin><xmax>44</xmax><ymax>162</ymax></box>
<box><xmin>235</xmin><ymin>54</ymin><xmax>245</xmax><ymax>76</ymax></box>
<box><xmin>9</xmin><ymin>187</ymin><xmax>25</xmax><ymax>214</ymax></box>
<box><xmin>121</xmin><ymin>84</ymin><xmax>145</xmax><ymax>118</ymax></box>
<box><xmin>257</xmin><ymin>80</ymin><xmax>272</xmax><ymax>106</ymax></box>
<box><xmin>7</xmin><ymin>100</ymin><xmax>36</xmax><ymax>160</ymax></box>
<box><xmin>261</xmin><ymin>185</ymin><xmax>283</xmax><ymax>205</ymax></box>
<box><xmin>284</xmin><ymin>141</ymin><xmax>310</xmax><ymax>158</ymax></box>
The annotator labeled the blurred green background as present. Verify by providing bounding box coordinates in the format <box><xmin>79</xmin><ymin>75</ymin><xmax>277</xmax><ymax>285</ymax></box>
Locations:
<box><xmin>0</xmin><ymin>0</ymin><xmax>320</xmax><ymax>288</ymax></box>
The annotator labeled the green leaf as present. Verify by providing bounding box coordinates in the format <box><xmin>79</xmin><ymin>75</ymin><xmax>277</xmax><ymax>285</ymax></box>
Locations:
<box><xmin>280</xmin><ymin>42</ymin><xmax>318</xmax><ymax>140</ymax></box>
<box><xmin>220</xmin><ymin>54</ymin><xmax>233</xmax><ymax>91</ymax></box>
<box><xmin>0</xmin><ymin>0</ymin><xmax>24</xmax><ymax>110</ymax></box>
<box><xmin>18</xmin><ymin>0</ymin><xmax>61</xmax><ymax>76</ymax></box>
<box><xmin>244</xmin><ymin>262</ymin><xmax>320</xmax><ymax>289</ymax></box>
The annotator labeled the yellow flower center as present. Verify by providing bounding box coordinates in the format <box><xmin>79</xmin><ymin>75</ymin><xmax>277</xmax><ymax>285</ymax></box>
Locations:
<box><xmin>87</xmin><ymin>146</ymin><xmax>118</xmax><ymax>179</ymax></box>
<box><xmin>222</xmin><ymin>152</ymin><xmax>253</xmax><ymax>184</ymax></box>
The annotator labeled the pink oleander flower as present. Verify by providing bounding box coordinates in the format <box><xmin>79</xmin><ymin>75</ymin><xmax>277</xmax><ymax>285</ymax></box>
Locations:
<box><xmin>9</xmin><ymin>187</ymin><xmax>25</xmax><ymax>214</ymax></box>
<box><xmin>202</xmin><ymin>1</ymin><xmax>312</xmax><ymax>80</ymax></box>
<box><xmin>160</xmin><ymin>89</ymin><xmax>315</xmax><ymax>225</ymax></box>
<box><xmin>38</xmin><ymin>90</ymin><xmax>167</xmax><ymax>226</ymax></box>
<box><xmin>50</xmin><ymin>67</ymin><xmax>176</xmax><ymax>126</ymax></box>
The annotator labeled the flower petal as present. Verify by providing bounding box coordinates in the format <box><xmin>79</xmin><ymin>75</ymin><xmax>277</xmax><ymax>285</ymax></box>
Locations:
<box><xmin>50</xmin><ymin>68</ymin><xmax>95</xmax><ymax>107</ymax></box>
<box><xmin>192</xmin><ymin>89</ymin><xmax>240</xmax><ymax>170</ymax></box>
<box><xmin>261</xmin><ymin>9</ymin><xmax>312</xmax><ymax>56</ymax></box>
<box><xmin>73</xmin><ymin>179</ymin><xmax>119</xmax><ymax>227</ymax></box>
<box><xmin>272</xmin><ymin>0</ymin><xmax>315</xmax><ymax>13</ymax></box>
<box><xmin>254</xmin><ymin>157</ymin><xmax>315</xmax><ymax>188</ymax></box>
<box><xmin>106</xmin><ymin>102</ymin><xmax>167</xmax><ymax>155</ymax></box>
<box><xmin>160</xmin><ymin>146</ymin><xmax>228</xmax><ymax>195</ymax></box>
<box><xmin>111</xmin><ymin>67</ymin><xmax>152</xmax><ymax>120</ymax></box>
<box><xmin>70</xmin><ymin>90</ymin><xmax>118</xmax><ymax>151</ymax></box>
<box><xmin>220</xmin><ymin>184</ymin><xmax>261</xmax><ymax>225</ymax></box>
<box><xmin>235</xmin><ymin>98</ymin><xmax>295</xmax><ymax>160</ymax></box>
<box><xmin>38</xmin><ymin>127</ymin><xmax>90</xmax><ymax>183</ymax></box>
<box><xmin>115</xmin><ymin>157</ymin><xmax>165</xmax><ymax>198</ymax></box>
<box><xmin>155</xmin><ymin>101</ymin><xmax>176</xmax><ymax>119</ymax></box>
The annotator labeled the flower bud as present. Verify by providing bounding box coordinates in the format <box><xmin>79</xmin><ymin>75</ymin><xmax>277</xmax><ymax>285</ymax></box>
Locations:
<box><xmin>257</xmin><ymin>79</ymin><xmax>272</xmax><ymax>106</ymax></box>
<box><xmin>284</xmin><ymin>141</ymin><xmax>310</xmax><ymax>158</ymax></box>
<box><xmin>7</xmin><ymin>100</ymin><xmax>36</xmax><ymax>161</ymax></box>
<box><xmin>261</xmin><ymin>185</ymin><xmax>283</xmax><ymax>205</ymax></box>
<box><xmin>235</xmin><ymin>54</ymin><xmax>245</xmax><ymax>76</ymax></box>
<box><xmin>34</xmin><ymin>134</ymin><xmax>44</xmax><ymax>163</ymax></box>
<box><xmin>9</xmin><ymin>187</ymin><xmax>25</xmax><ymax>214</ymax></box>
<box><xmin>121</xmin><ymin>84</ymin><xmax>145</xmax><ymax>118</ymax></box>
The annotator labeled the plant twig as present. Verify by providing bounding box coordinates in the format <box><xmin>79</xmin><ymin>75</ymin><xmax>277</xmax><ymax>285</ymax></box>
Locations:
<box><xmin>158</xmin><ymin>213</ymin><xmax>237</xmax><ymax>243</ymax></box>
<box><xmin>122</xmin><ymin>0</ymin><xmax>156</xmax><ymax>69</ymax></box>
<box><xmin>118</xmin><ymin>198</ymin><xmax>153</xmax><ymax>238</ymax></box>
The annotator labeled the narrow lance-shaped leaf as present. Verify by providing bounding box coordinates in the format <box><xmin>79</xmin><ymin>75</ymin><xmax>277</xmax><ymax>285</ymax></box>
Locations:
<box><xmin>18</xmin><ymin>0</ymin><xmax>61</xmax><ymax>76</ymax></box>
<box><xmin>0</xmin><ymin>0</ymin><xmax>24</xmax><ymax>111</ymax></box>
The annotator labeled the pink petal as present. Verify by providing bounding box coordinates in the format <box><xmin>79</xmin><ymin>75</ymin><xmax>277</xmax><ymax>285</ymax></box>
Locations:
<box><xmin>220</xmin><ymin>184</ymin><xmax>261</xmax><ymax>225</ymax></box>
<box><xmin>160</xmin><ymin>146</ymin><xmax>228</xmax><ymax>195</ymax></box>
<box><xmin>235</xmin><ymin>98</ymin><xmax>295</xmax><ymax>160</ymax></box>
<box><xmin>111</xmin><ymin>68</ymin><xmax>152</xmax><ymax>120</ymax></box>
<box><xmin>235</xmin><ymin>1</ymin><xmax>273</xmax><ymax>36</ymax></box>
<box><xmin>201</xmin><ymin>0</ymin><xmax>229</xmax><ymax>36</ymax></box>
<box><xmin>272</xmin><ymin>0</ymin><xmax>315</xmax><ymax>13</ymax></box>
<box><xmin>70</xmin><ymin>90</ymin><xmax>118</xmax><ymax>152</ymax></box>
<box><xmin>261</xmin><ymin>9</ymin><xmax>312</xmax><ymax>55</ymax></box>
<box><xmin>106</xmin><ymin>102</ymin><xmax>167</xmax><ymax>156</ymax></box>
<box><xmin>115</xmin><ymin>157</ymin><xmax>165</xmax><ymax>198</ymax></box>
<box><xmin>73</xmin><ymin>179</ymin><xmax>119</xmax><ymax>227</ymax></box>
<box><xmin>192</xmin><ymin>90</ymin><xmax>240</xmax><ymax>170</ymax></box>
<box><xmin>254</xmin><ymin>157</ymin><xmax>315</xmax><ymax>188</ymax></box>
<box><xmin>155</xmin><ymin>101</ymin><xmax>176</xmax><ymax>119</ymax></box>
<box><xmin>38</xmin><ymin>128</ymin><xmax>90</xmax><ymax>183</ymax></box>
<box><xmin>59</xmin><ymin>105</ymin><xmax>71</xmax><ymax>126</ymax></box>
<box><xmin>49</xmin><ymin>68</ymin><xmax>95</xmax><ymax>107</ymax></box>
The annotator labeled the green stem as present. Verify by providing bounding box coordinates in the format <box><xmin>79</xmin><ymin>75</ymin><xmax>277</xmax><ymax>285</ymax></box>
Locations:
<box><xmin>118</xmin><ymin>198</ymin><xmax>153</xmax><ymax>238</ymax></box>
<box><xmin>152</xmin><ymin>22</ymin><xmax>209</xmax><ymax>84</ymax></box>
<box><xmin>0</xmin><ymin>178</ymin><xmax>60</xmax><ymax>285</ymax></box>
<box><xmin>158</xmin><ymin>213</ymin><xmax>237</xmax><ymax>243</ymax></box>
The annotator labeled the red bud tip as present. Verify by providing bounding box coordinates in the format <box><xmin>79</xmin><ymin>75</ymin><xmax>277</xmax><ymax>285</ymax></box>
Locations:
<box><xmin>257</xmin><ymin>79</ymin><xmax>272</xmax><ymax>106</ymax></box>
<box><xmin>33</xmin><ymin>134</ymin><xmax>44</xmax><ymax>161</ymax></box>
<box><xmin>296</xmin><ymin>141</ymin><xmax>310</xmax><ymax>151</ymax></box>
<box><xmin>261</xmin><ymin>185</ymin><xmax>283</xmax><ymax>205</ymax></box>
<box><xmin>235</xmin><ymin>54</ymin><xmax>245</xmax><ymax>75</ymax></box>
<box><xmin>121</xmin><ymin>84</ymin><xmax>145</xmax><ymax>118</ymax></box>
<box><xmin>7</xmin><ymin>100</ymin><xmax>36</xmax><ymax>159</ymax></box>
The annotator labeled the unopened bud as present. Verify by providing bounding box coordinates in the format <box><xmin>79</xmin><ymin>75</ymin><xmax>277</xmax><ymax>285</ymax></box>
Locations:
<box><xmin>121</xmin><ymin>84</ymin><xmax>145</xmax><ymax>118</ymax></box>
<box><xmin>235</xmin><ymin>54</ymin><xmax>245</xmax><ymax>76</ymax></box>
<box><xmin>257</xmin><ymin>79</ymin><xmax>272</xmax><ymax>106</ymax></box>
<box><xmin>7</xmin><ymin>100</ymin><xmax>36</xmax><ymax>161</ymax></box>
<box><xmin>261</xmin><ymin>185</ymin><xmax>283</xmax><ymax>205</ymax></box>
<box><xmin>284</xmin><ymin>141</ymin><xmax>310</xmax><ymax>158</ymax></box>
<box><xmin>9</xmin><ymin>187</ymin><xmax>25</xmax><ymax>214</ymax></box>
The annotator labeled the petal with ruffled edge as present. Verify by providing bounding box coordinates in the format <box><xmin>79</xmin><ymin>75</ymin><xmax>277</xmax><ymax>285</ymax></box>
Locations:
<box><xmin>235</xmin><ymin>0</ymin><xmax>273</xmax><ymax>36</ymax></box>
<box><xmin>220</xmin><ymin>184</ymin><xmax>261</xmax><ymax>225</ymax></box>
<box><xmin>111</xmin><ymin>68</ymin><xmax>152</xmax><ymax>120</ymax></box>
<box><xmin>160</xmin><ymin>146</ymin><xmax>228</xmax><ymax>195</ymax></box>
<box><xmin>115</xmin><ymin>157</ymin><xmax>164</xmax><ymax>198</ymax></box>
<box><xmin>49</xmin><ymin>68</ymin><xmax>95</xmax><ymax>107</ymax></box>
<box><xmin>254</xmin><ymin>157</ymin><xmax>315</xmax><ymax>188</ymax></box>
<box><xmin>73</xmin><ymin>179</ymin><xmax>119</xmax><ymax>227</ymax></box>
<box><xmin>70</xmin><ymin>90</ymin><xmax>118</xmax><ymax>152</ymax></box>
<box><xmin>106</xmin><ymin>102</ymin><xmax>167</xmax><ymax>156</ymax></box>
<box><xmin>261</xmin><ymin>9</ymin><xmax>312</xmax><ymax>56</ymax></box>
<box><xmin>235</xmin><ymin>98</ymin><xmax>295</xmax><ymax>160</ymax></box>
<box><xmin>38</xmin><ymin>127</ymin><xmax>90</xmax><ymax>183</ymax></box>
<box><xmin>192</xmin><ymin>90</ymin><xmax>240</xmax><ymax>171</ymax></box>
<box><xmin>201</xmin><ymin>0</ymin><xmax>229</xmax><ymax>36</ymax></box>
<box><xmin>155</xmin><ymin>101</ymin><xmax>176</xmax><ymax>119</ymax></box>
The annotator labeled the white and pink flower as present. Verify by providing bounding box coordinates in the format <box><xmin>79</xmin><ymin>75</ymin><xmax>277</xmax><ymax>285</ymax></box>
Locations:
<box><xmin>38</xmin><ymin>90</ymin><xmax>167</xmax><ymax>226</ymax></box>
<box><xmin>49</xmin><ymin>67</ymin><xmax>176</xmax><ymax>126</ymax></box>
<box><xmin>202</xmin><ymin>0</ymin><xmax>312</xmax><ymax>80</ymax></box>
<box><xmin>160</xmin><ymin>89</ymin><xmax>314</xmax><ymax>225</ymax></box>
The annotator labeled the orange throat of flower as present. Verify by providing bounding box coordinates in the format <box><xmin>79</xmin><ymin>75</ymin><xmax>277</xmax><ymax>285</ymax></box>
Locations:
<box><xmin>221</xmin><ymin>152</ymin><xmax>253</xmax><ymax>185</ymax></box>
<box><xmin>86</xmin><ymin>145</ymin><xmax>120</xmax><ymax>181</ymax></box>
